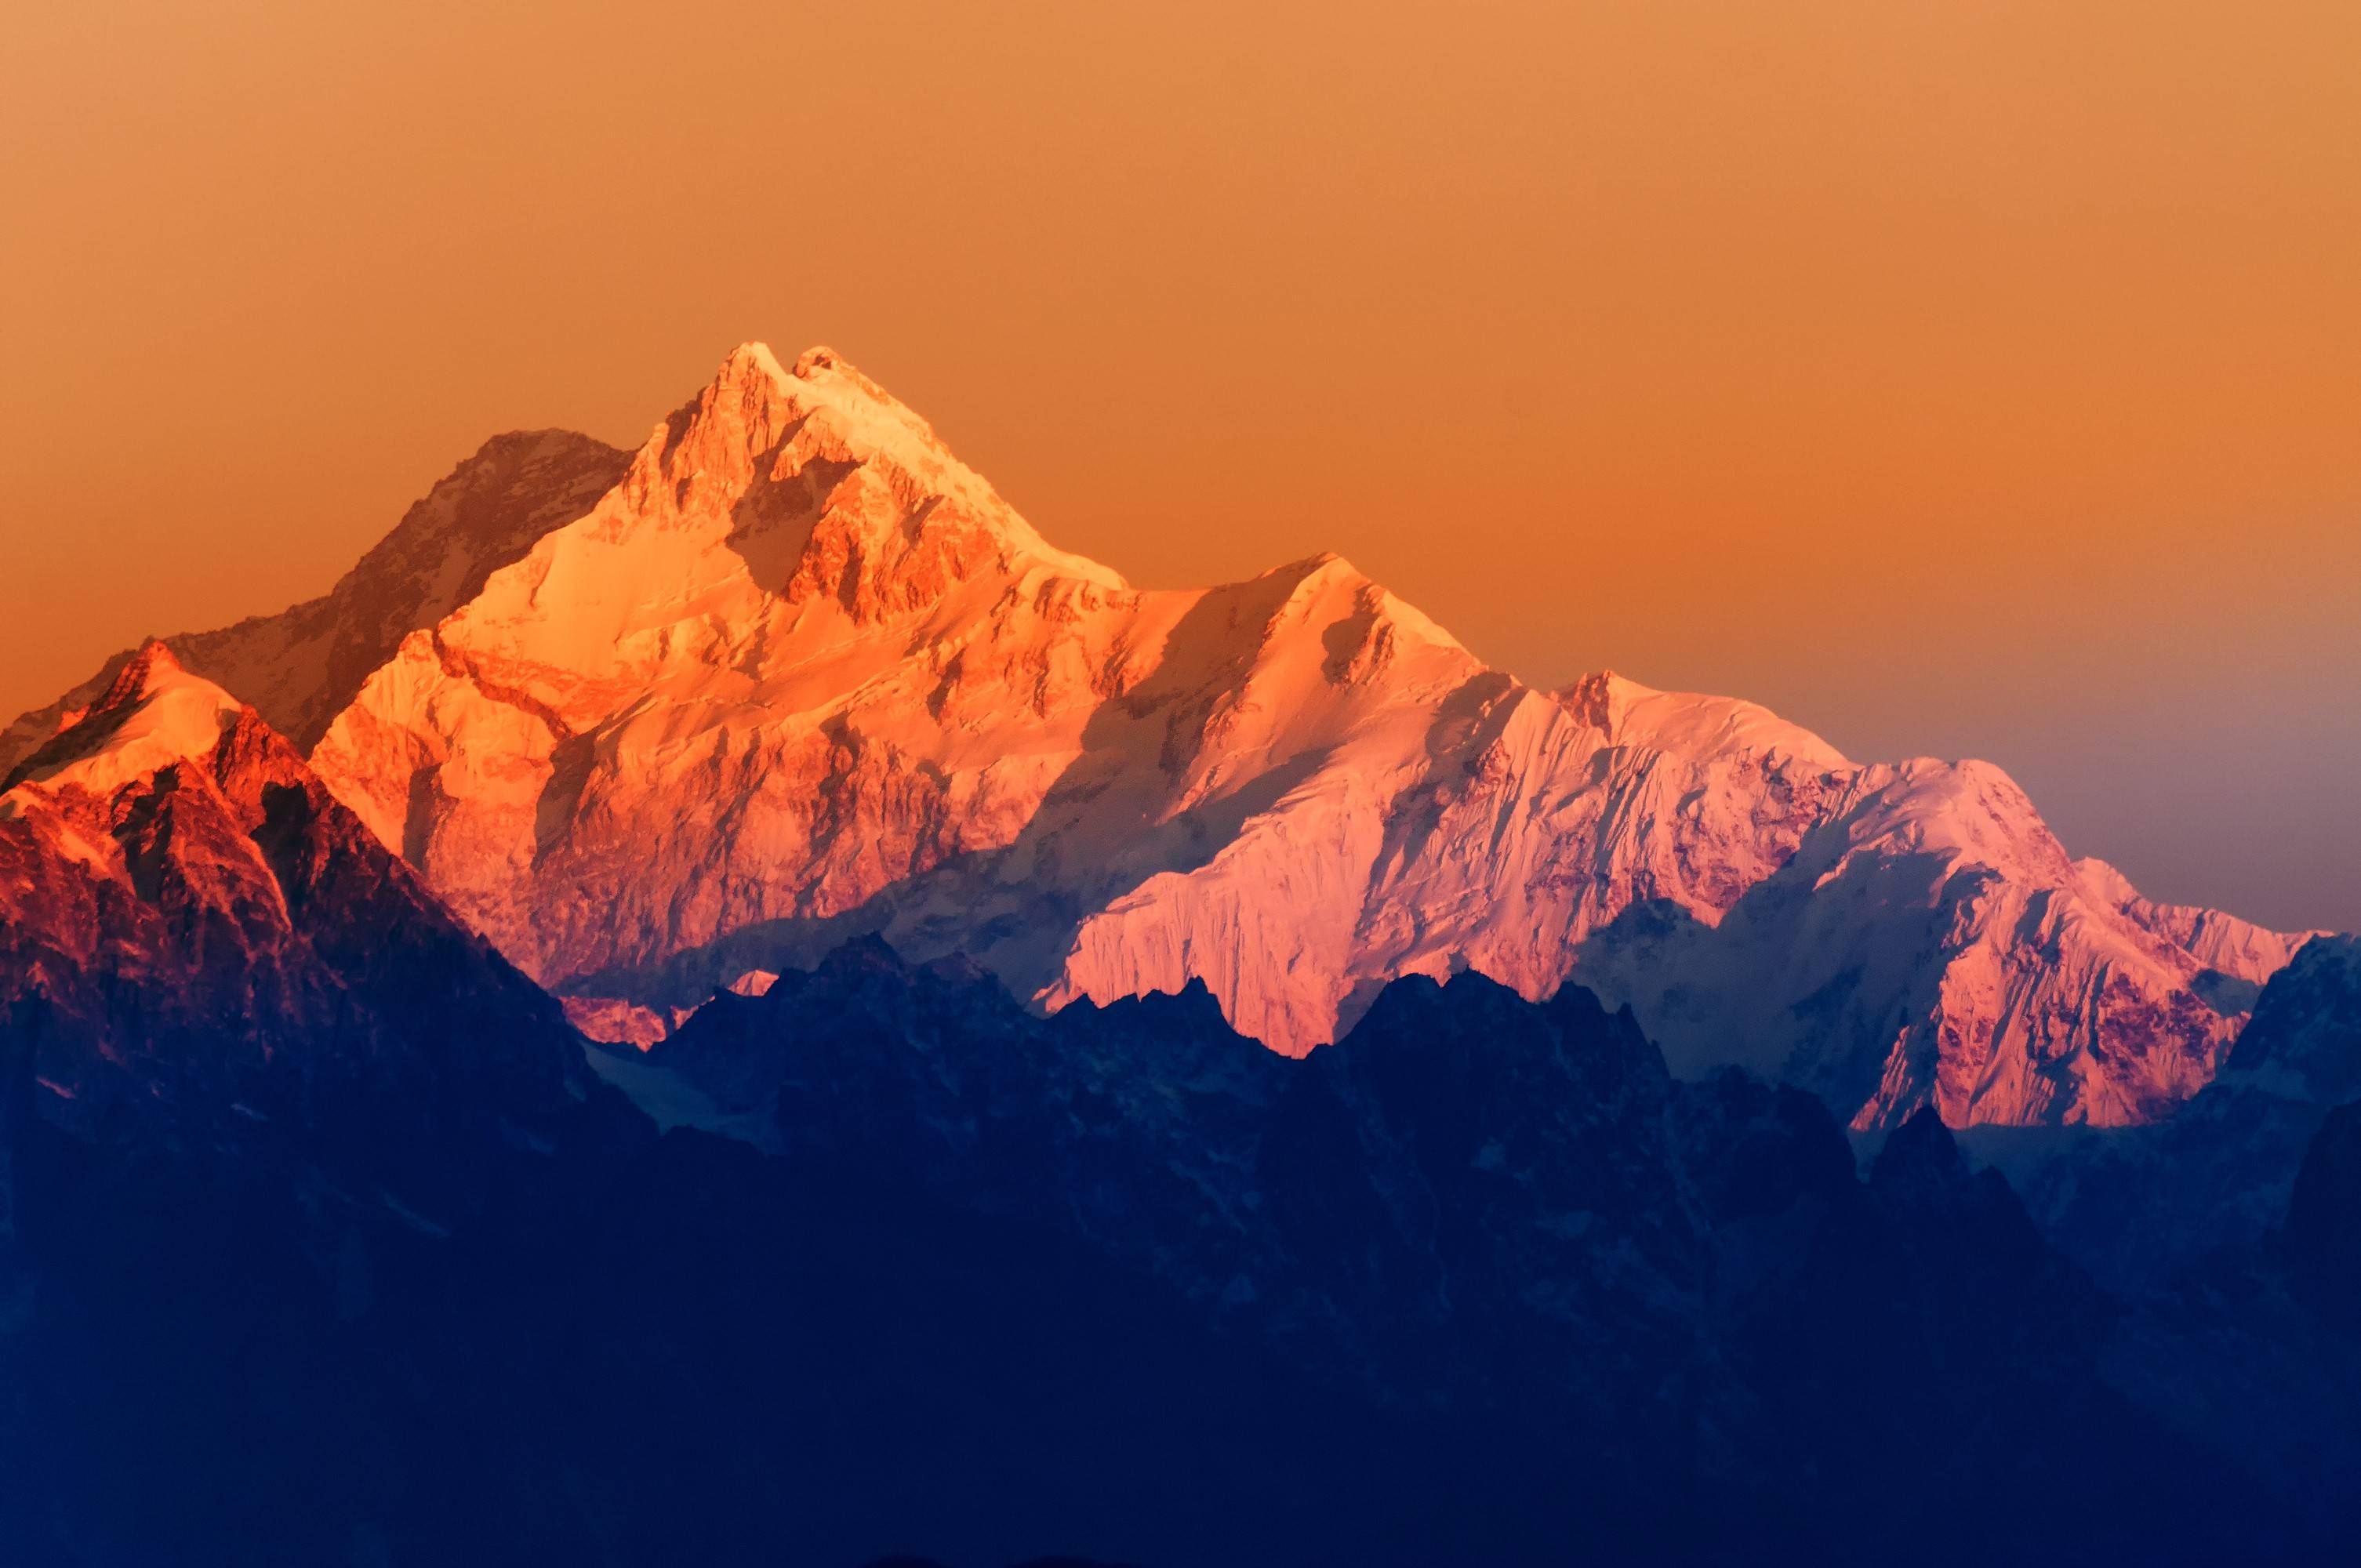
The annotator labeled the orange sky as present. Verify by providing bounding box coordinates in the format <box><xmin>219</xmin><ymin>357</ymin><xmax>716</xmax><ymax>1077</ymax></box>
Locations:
<box><xmin>2</xmin><ymin>1</ymin><xmax>2356</xmax><ymax>930</ymax></box>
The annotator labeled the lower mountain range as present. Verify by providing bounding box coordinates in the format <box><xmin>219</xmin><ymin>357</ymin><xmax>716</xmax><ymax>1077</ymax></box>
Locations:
<box><xmin>2</xmin><ymin>346</ymin><xmax>2356</xmax><ymax>1565</ymax></box>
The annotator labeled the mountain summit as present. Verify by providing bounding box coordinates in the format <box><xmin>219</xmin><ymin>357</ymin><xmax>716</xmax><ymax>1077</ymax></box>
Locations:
<box><xmin>0</xmin><ymin>643</ymin><xmax>589</xmax><ymax>1201</ymax></box>
<box><xmin>4</xmin><ymin>641</ymin><xmax>242</xmax><ymax>797</ymax></box>
<box><xmin>9</xmin><ymin>345</ymin><xmax>2314</xmax><ymax>1129</ymax></box>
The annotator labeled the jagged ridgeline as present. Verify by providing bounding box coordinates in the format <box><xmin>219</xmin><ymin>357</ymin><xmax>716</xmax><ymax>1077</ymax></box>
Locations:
<box><xmin>3</xmin><ymin>345</ymin><xmax>2319</xmax><ymax>1131</ymax></box>
<box><xmin>9</xmin><ymin>907</ymin><xmax>2357</xmax><ymax>1563</ymax></box>
<box><xmin>4</xmin><ymin>346</ymin><xmax>2359</xmax><ymax>1566</ymax></box>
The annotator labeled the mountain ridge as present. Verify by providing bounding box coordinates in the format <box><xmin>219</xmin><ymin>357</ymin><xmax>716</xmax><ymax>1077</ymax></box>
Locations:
<box><xmin>5</xmin><ymin>342</ymin><xmax>2321</xmax><ymax>1130</ymax></box>
<box><xmin>0</xmin><ymin>426</ymin><xmax>631</xmax><ymax>777</ymax></box>
<box><xmin>0</xmin><ymin>639</ymin><xmax>599</xmax><ymax>1218</ymax></box>
<box><xmin>4</xmin><ymin>345</ymin><xmax>2360</xmax><ymax>1565</ymax></box>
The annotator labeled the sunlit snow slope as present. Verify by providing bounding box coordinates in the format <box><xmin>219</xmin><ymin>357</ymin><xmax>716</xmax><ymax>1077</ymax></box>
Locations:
<box><xmin>10</xmin><ymin>347</ymin><xmax>2318</xmax><ymax>1129</ymax></box>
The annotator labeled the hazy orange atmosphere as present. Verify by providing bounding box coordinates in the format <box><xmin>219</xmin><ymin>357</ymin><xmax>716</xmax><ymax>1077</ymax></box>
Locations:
<box><xmin>2</xmin><ymin>0</ymin><xmax>2355</xmax><ymax>931</ymax></box>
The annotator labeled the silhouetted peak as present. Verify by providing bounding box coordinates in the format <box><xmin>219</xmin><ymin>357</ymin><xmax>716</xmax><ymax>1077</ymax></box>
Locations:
<box><xmin>1060</xmin><ymin>976</ymin><xmax>1239</xmax><ymax>1040</ymax></box>
<box><xmin>1871</xmin><ymin>1107</ymin><xmax>1972</xmax><ymax>1193</ymax></box>
<box><xmin>812</xmin><ymin>931</ymin><xmax>913</xmax><ymax>978</ymax></box>
<box><xmin>1346</xmin><ymin>967</ymin><xmax>1531</xmax><ymax>1041</ymax></box>
<box><xmin>2226</xmin><ymin>934</ymin><xmax>2361</xmax><ymax>1105</ymax></box>
<box><xmin>5</xmin><ymin>641</ymin><xmax>247</xmax><ymax>796</ymax></box>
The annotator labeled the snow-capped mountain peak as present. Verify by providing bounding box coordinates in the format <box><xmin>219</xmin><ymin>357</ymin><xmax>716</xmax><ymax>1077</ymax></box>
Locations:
<box><xmin>4</xmin><ymin>641</ymin><xmax>242</xmax><ymax>800</ymax></box>
<box><xmin>616</xmin><ymin>341</ymin><xmax>1125</xmax><ymax>609</ymax></box>
<box><xmin>5</xmin><ymin>345</ymin><xmax>2316</xmax><ymax>1132</ymax></box>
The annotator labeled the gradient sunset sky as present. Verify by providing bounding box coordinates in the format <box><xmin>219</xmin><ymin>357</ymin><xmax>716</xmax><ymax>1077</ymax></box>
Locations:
<box><xmin>2</xmin><ymin>1</ymin><xmax>2355</xmax><ymax>930</ymax></box>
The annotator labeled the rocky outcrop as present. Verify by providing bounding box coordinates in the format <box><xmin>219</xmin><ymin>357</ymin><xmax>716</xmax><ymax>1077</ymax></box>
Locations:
<box><xmin>0</xmin><ymin>641</ymin><xmax>598</xmax><ymax>1221</ymax></box>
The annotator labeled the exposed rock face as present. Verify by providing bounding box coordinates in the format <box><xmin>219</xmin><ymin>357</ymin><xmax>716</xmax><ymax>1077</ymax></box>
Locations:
<box><xmin>2077</xmin><ymin>855</ymin><xmax>2322</xmax><ymax>1013</ymax></box>
<box><xmin>0</xmin><ymin>428</ymin><xmax>630</xmax><ymax>774</ymax></box>
<box><xmin>1967</xmin><ymin>934</ymin><xmax>2361</xmax><ymax>1291</ymax></box>
<box><xmin>10</xmin><ymin>345</ymin><xmax>2313</xmax><ymax>1129</ymax></box>
<box><xmin>0</xmin><ymin>642</ymin><xmax>594</xmax><ymax>1218</ymax></box>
